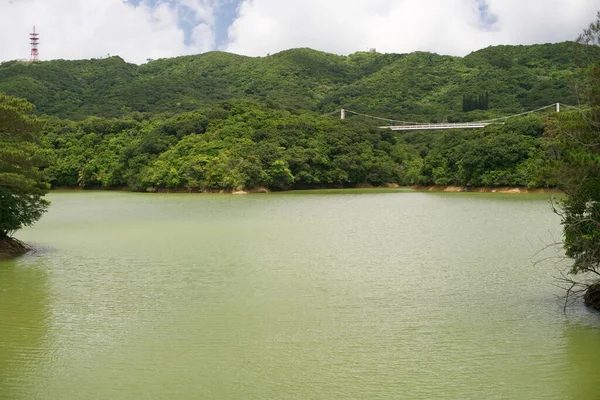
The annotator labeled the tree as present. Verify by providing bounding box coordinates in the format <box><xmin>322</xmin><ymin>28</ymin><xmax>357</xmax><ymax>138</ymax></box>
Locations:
<box><xmin>0</xmin><ymin>94</ymin><xmax>49</xmax><ymax>253</ymax></box>
<box><xmin>462</xmin><ymin>92</ymin><xmax>489</xmax><ymax>112</ymax></box>
<box><xmin>553</xmin><ymin>12</ymin><xmax>600</xmax><ymax>310</ymax></box>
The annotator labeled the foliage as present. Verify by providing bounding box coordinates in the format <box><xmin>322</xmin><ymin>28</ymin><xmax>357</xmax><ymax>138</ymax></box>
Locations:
<box><xmin>34</xmin><ymin>99</ymin><xmax>554</xmax><ymax>192</ymax></box>
<box><xmin>0</xmin><ymin>43</ymin><xmax>599</xmax><ymax>121</ymax></box>
<box><xmin>561</xmin><ymin>14</ymin><xmax>600</xmax><ymax>275</ymax></box>
<box><xmin>549</xmin><ymin>12</ymin><xmax>600</xmax><ymax>308</ymax></box>
<box><xmin>0</xmin><ymin>94</ymin><xmax>49</xmax><ymax>239</ymax></box>
<box><xmin>462</xmin><ymin>92</ymin><xmax>489</xmax><ymax>112</ymax></box>
<box><xmin>1</xmin><ymin>42</ymin><xmax>598</xmax><ymax>198</ymax></box>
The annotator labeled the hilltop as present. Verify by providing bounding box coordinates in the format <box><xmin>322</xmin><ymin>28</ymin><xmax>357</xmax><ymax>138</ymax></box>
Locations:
<box><xmin>1</xmin><ymin>42</ymin><xmax>599</xmax><ymax>121</ymax></box>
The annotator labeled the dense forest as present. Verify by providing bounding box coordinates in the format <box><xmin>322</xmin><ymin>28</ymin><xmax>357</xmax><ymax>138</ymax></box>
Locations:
<box><xmin>1</xmin><ymin>42</ymin><xmax>599</xmax><ymax>192</ymax></box>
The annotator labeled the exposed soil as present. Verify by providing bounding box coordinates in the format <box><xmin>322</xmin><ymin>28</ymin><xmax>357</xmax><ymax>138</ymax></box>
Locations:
<box><xmin>52</xmin><ymin>186</ymin><xmax>272</xmax><ymax>194</ymax></box>
<box><xmin>52</xmin><ymin>185</ymin><xmax>560</xmax><ymax>194</ymax></box>
<box><xmin>0</xmin><ymin>237</ymin><xmax>30</xmax><ymax>258</ymax></box>
<box><xmin>411</xmin><ymin>186</ymin><xmax>561</xmax><ymax>194</ymax></box>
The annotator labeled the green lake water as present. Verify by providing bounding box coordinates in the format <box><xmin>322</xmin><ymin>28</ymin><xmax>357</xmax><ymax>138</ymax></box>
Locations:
<box><xmin>1</xmin><ymin>190</ymin><xmax>600</xmax><ymax>399</ymax></box>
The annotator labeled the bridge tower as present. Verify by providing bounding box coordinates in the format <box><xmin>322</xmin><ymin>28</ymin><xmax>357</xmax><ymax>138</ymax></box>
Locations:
<box><xmin>29</xmin><ymin>26</ymin><xmax>40</xmax><ymax>63</ymax></box>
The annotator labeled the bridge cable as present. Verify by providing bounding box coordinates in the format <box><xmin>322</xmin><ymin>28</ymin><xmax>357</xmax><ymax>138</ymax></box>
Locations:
<box><xmin>322</xmin><ymin>109</ymin><xmax>341</xmax><ymax>116</ymax></box>
<box><xmin>344</xmin><ymin>109</ymin><xmax>422</xmax><ymax>125</ymax></box>
<box><xmin>559</xmin><ymin>103</ymin><xmax>583</xmax><ymax>110</ymax></box>
<box><xmin>476</xmin><ymin>104</ymin><xmax>558</xmax><ymax>123</ymax></box>
<box><xmin>339</xmin><ymin>102</ymin><xmax>572</xmax><ymax>127</ymax></box>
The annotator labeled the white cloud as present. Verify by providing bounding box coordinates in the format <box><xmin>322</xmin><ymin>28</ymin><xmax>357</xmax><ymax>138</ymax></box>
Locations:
<box><xmin>0</xmin><ymin>0</ymin><xmax>597</xmax><ymax>63</ymax></box>
<box><xmin>0</xmin><ymin>0</ymin><xmax>218</xmax><ymax>64</ymax></box>
<box><xmin>223</xmin><ymin>0</ymin><xmax>599</xmax><ymax>56</ymax></box>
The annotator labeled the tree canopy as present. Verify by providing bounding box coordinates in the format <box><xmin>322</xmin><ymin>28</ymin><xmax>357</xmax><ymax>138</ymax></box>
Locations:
<box><xmin>551</xmin><ymin>12</ymin><xmax>600</xmax><ymax>309</ymax></box>
<box><xmin>3</xmin><ymin>42</ymin><xmax>597</xmax><ymax>195</ymax></box>
<box><xmin>1</xmin><ymin>43</ymin><xmax>599</xmax><ymax>121</ymax></box>
<box><xmin>35</xmin><ymin>100</ymin><xmax>558</xmax><ymax>192</ymax></box>
<box><xmin>0</xmin><ymin>94</ymin><xmax>49</xmax><ymax>240</ymax></box>
<box><xmin>0</xmin><ymin>42</ymin><xmax>597</xmax><ymax>196</ymax></box>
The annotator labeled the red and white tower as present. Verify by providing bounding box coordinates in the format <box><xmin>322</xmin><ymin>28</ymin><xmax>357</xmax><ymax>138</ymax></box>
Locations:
<box><xmin>29</xmin><ymin>26</ymin><xmax>40</xmax><ymax>62</ymax></box>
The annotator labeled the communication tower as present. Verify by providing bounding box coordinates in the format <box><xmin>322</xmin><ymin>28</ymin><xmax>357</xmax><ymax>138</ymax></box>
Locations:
<box><xmin>30</xmin><ymin>26</ymin><xmax>40</xmax><ymax>62</ymax></box>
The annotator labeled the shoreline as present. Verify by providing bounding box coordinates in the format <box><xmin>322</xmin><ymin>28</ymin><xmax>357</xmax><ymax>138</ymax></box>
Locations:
<box><xmin>410</xmin><ymin>186</ymin><xmax>561</xmax><ymax>194</ymax></box>
<box><xmin>50</xmin><ymin>184</ymin><xmax>561</xmax><ymax>194</ymax></box>
<box><xmin>0</xmin><ymin>237</ymin><xmax>30</xmax><ymax>259</ymax></box>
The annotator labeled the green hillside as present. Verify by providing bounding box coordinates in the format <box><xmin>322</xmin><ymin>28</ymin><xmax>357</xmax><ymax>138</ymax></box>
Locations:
<box><xmin>1</xmin><ymin>42</ymin><xmax>597</xmax><ymax>121</ymax></box>
<box><xmin>1</xmin><ymin>42</ymin><xmax>598</xmax><ymax>192</ymax></box>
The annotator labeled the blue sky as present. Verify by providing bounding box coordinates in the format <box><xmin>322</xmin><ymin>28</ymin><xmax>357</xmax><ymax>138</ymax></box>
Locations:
<box><xmin>212</xmin><ymin>1</ymin><xmax>242</xmax><ymax>47</ymax></box>
<box><xmin>125</xmin><ymin>0</ymin><xmax>242</xmax><ymax>47</ymax></box>
<box><xmin>476</xmin><ymin>0</ymin><xmax>499</xmax><ymax>30</ymax></box>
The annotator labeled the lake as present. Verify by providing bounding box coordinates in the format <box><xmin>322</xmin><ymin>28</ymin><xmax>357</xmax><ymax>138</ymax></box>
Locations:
<box><xmin>1</xmin><ymin>190</ymin><xmax>599</xmax><ymax>399</ymax></box>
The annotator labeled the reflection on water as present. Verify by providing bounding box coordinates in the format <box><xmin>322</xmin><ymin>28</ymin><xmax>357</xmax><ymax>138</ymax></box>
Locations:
<box><xmin>0</xmin><ymin>258</ymin><xmax>50</xmax><ymax>400</ymax></box>
<box><xmin>564</xmin><ymin>319</ymin><xmax>600</xmax><ymax>400</ymax></box>
<box><xmin>0</xmin><ymin>190</ymin><xmax>599</xmax><ymax>399</ymax></box>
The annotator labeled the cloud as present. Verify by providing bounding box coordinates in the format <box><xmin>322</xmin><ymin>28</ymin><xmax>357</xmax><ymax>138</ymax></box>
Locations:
<box><xmin>0</xmin><ymin>0</ymin><xmax>597</xmax><ymax>63</ymax></box>
<box><xmin>223</xmin><ymin>0</ymin><xmax>599</xmax><ymax>56</ymax></box>
<box><xmin>0</xmin><ymin>0</ymin><xmax>218</xmax><ymax>64</ymax></box>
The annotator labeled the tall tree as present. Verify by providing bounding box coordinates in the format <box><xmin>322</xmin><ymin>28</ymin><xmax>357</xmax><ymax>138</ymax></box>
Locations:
<box><xmin>554</xmin><ymin>12</ymin><xmax>600</xmax><ymax>309</ymax></box>
<box><xmin>0</xmin><ymin>94</ymin><xmax>49</xmax><ymax>253</ymax></box>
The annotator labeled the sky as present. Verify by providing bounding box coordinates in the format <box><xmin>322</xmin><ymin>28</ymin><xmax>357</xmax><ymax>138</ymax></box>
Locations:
<box><xmin>0</xmin><ymin>0</ymin><xmax>597</xmax><ymax>64</ymax></box>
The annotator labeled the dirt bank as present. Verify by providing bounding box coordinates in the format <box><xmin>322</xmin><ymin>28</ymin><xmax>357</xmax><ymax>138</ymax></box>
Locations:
<box><xmin>411</xmin><ymin>186</ymin><xmax>561</xmax><ymax>194</ymax></box>
<box><xmin>52</xmin><ymin>186</ymin><xmax>272</xmax><ymax>194</ymax></box>
<box><xmin>52</xmin><ymin>186</ymin><xmax>130</xmax><ymax>191</ymax></box>
<box><xmin>51</xmin><ymin>184</ymin><xmax>559</xmax><ymax>194</ymax></box>
<box><xmin>0</xmin><ymin>237</ymin><xmax>30</xmax><ymax>259</ymax></box>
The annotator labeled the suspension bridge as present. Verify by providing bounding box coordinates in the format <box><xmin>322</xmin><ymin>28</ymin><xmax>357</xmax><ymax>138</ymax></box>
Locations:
<box><xmin>338</xmin><ymin>103</ymin><xmax>579</xmax><ymax>131</ymax></box>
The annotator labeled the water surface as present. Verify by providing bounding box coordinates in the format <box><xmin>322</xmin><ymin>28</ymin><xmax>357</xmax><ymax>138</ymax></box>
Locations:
<box><xmin>1</xmin><ymin>190</ymin><xmax>599</xmax><ymax>399</ymax></box>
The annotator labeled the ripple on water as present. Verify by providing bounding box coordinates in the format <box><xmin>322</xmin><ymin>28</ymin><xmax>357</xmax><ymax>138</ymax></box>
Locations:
<box><xmin>1</xmin><ymin>191</ymin><xmax>599</xmax><ymax>399</ymax></box>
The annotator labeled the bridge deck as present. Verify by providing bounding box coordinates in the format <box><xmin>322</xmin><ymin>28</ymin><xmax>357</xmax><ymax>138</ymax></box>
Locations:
<box><xmin>379</xmin><ymin>122</ymin><xmax>502</xmax><ymax>131</ymax></box>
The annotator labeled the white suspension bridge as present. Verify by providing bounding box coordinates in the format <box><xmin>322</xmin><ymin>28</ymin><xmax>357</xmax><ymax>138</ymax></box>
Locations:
<box><xmin>338</xmin><ymin>103</ymin><xmax>580</xmax><ymax>131</ymax></box>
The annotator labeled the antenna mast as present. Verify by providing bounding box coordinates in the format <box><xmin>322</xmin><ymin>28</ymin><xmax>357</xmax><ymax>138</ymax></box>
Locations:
<box><xmin>30</xmin><ymin>26</ymin><xmax>40</xmax><ymax>62</ymax></box>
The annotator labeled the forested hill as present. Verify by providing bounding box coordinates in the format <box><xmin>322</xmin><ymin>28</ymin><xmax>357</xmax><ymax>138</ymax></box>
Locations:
<box><xmin>1</xmin><ymin>42</ymin><xmax>599</xmax><ymax>121</ymax></box>
<box><xmin>2</xmin><ymin>42</ymin><xmax>599</xmax><ymax>192</ymax></box>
